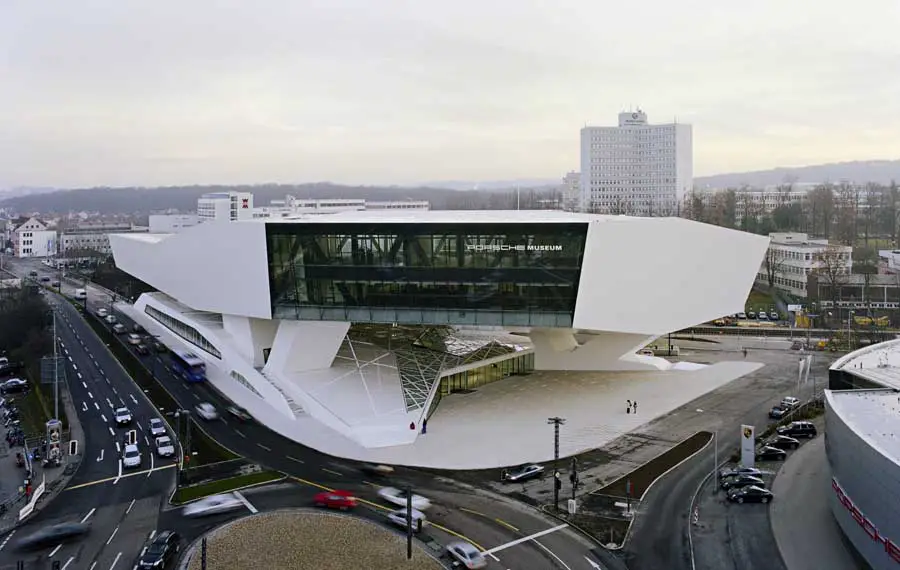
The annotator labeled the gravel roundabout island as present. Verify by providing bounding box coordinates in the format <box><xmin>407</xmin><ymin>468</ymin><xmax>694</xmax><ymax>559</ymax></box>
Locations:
<box><xmin>186</xmin><ymin>509</ymin><xmax>444</xmax><ymax>570</ymax></box>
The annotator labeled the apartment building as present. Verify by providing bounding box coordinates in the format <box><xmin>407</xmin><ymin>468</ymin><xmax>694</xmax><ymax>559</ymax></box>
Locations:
<box><xmin>580</xmin><ymin>109</ymin><xmax>692</xmax><ymax>216</ymax></box>
<box><xmin>197</xmin><ymin>192</ymin><xmax>254</xmax><ymax>222</ymax></box>
<box><xmin>7</xmin><ymin>217</ymin><xmax>57</xmax><ymax>258</ymax></box>
<box><xmin>560</xmin><ymin>171</ymin><xmax>581</xmax><ymax>212</ymax></box>
<box><xmin>757</xmin><ymin>232</ymin><xmax>853</xmax><ymax>298</ymax></box>
<box><xmin>59</xmin><ymin>222</ymin><xmax>148</xmax><ymax>257</ymax></box>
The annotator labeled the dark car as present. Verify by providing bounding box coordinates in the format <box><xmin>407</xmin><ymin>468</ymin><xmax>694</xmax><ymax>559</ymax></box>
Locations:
<box><xmin>719</xmin><ymin>466</ymin><xmax>763</xmax><ymax>479</ymax></box>
<box><xmin>1</xmin><ymin>378</ymin><xmax>28</xmax><ymax>394</ymax></box>
<box><xmin>226</xmin><ymin>406</ymin><xmax>252</xmax><ymax>422</ymax></box>
<box><xmin>137</xmin><ymin>530</ymin><xmax>180</xmax><ymax>569</ymax></box>
<box><xmin>135</xmin><ymin>344</ymin><xmax>150</xmax><ymax>356</ymax></box>
<box><xmin>360</xmin><ymin>464</ymin><xmax>394</xmax><ymax>477</ymax></box>
<box><xmin>721</xmin><ymin>474</ymin><xmax>765</xmax><ymax>491</ymax></box>
<box><xmin>16</xmin><ymin>522</ymin><xmax>90</xmax><ymax>550</ymax></box>
<box><xmin>39</xmin><ymin>276</ymin><xmax>50</xmax><ymax>283</ymax></box>
<box><xmin>777</xmin><ymin>421</ymin><xmax>817</xmax><ymax>439</ymax></box>
<box><xmin>755</xmin><ymin>445</ymin><xmax>787</xmax><ymax>462</ymax></box>
<box><xmin>152</xmin><ymin>340</ymin><xmax>167</xmax><ymax>353</ymax></box>
<box><xmin>51</xmin><ymin>281</ymin><xmax>60</xmax><ymax>288</ymax></box>
<box><xmin>133</xmin><ymin>323</ymin><xmax>145</xmax><ymax>333</ymax></box>
<box><xmin>766</xmin><ymin>434</ymin><xmax>800</xmax><ymax>450</ymax></box>
<box><xmin>768</xmin><ymin>406</ymin><xmax>787</xmax><ymax>419</ymax></box>
<box><xmin>28</xmin><ymin>271</ymin><xmax>37</xmax><ymax>277</ymax></box>
<box><xmin>727</xmin><ymin>485</ymin><xmax>774</xmax><ymax>504</ymax></box>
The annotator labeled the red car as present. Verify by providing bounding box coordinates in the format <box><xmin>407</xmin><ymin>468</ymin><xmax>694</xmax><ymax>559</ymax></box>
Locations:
<box><xmin>313</xmin><ymin>490</ymin><xmax>357</xmax><ymax>510</ymax></box>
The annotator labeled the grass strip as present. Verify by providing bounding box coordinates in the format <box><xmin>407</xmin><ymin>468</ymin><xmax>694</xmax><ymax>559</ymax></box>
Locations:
<box><xmin>172</xmin><ymin>470</ymin><xmax>284</xmax><ymax>504</ymax></box>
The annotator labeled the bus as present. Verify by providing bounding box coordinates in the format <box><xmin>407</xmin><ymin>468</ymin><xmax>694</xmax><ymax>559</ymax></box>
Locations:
<box><xmin>170</xmin><ymin>350</ymin><xmax>207</xmax><ymax>382</ymax></box>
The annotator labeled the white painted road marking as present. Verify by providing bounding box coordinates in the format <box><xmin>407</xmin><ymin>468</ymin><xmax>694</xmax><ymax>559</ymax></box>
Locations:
<box><xmin>113</xmin><ymin>460</ymin><xmax>122</xmax><ymax>485</ymax></box>
<box><xmin>286</xmin><ymin>456</ymin><xmax>304</xmax><ymax>463</ymax></box>
<box><xmin>108</xmin><ymin>426</ymin><xmax>115</xmax><ymax>436</ymax></box>
<box><xmin>584</xmin><ymin>555</ymin><xmax>603</xmax><ymax>569</ymax></box>
<box><xmin>234</xmin><ymin>429</ymin><xmax>246</xmax><ymax>439</ymax></box>
<box><xmin>115</xmin><ymin>442</ymin><xmax>120</xmax><ymax>453</ymax></box>
<box><xmin>72</xmin><ymin>363</ymin><xmax>77</xmax><ymax>371</ymax></box>
<box><xmin>130</xmin><ymin>394</ymin><xmax>138</xmax><ymax>405</ymax></box>
<box><xmin>77</xmin><ymin>372</ymin><xmax>82</xmax><ymax>379</ymax></box>
<box><xmin>233</xmin><ymin>491</ymin><xmax>258</xmax><ymax>514</ymax></box>
<box><xmin>534</xmin><ymin>540</ymin><xmax>572</xmax><ymax>570</ymax></box>
<box><xmin>106</xmin><ymin>527</ymin><xmax>119</xmax><ymax>545</ymax></box>
<box><xmin>82</xmin><ymin>402</ymin><xmax>88</xmax><ymax>411</ymax></box>
<box><xmin>0</xmin><ymin>530</ymin><xmax>15</xmax><ymax>551</ymax></box>
<box><xmin>148</xmin><ymin>453</ymin><xmax>154</xmax><ymax>475</ymax></box>
<box><xmin>126</xmin><ymin>499</ymin><xmax>136</xmax><ymax>514</ymax></box>
<box><xmin>82</xmin><ymin>381</ymin><xmax>87</xmax><ymax>389</ymax></box>
<box><xmin>80</xmin><ymin>508</ymin><xmax>96</xmax><ymax>523</ymax></box>
<box><xmin>108</xmin><ymin>551</ymin><xmax>122</xmax><ymax>570</ymax></box>
<box><xmin>94</xmin><ymin>402</ymin><xmax>100</xmax><ymax>411</ymax></box>
<box><xmin>101</xmin><ymin>414</ymin><xmax>107</xmax><ymax>423</ymax></box>
<box><xmin>481</xmin><ymin>523</ymin><xmax>569</xmax><ymax>555</ymax></box>
<box><xmin>106</xmin><ymin>398</ymin><xmax>113</xmax><ymax>408</ymax></box>
<box><xmin>257</xmin><ymin>443</ymin><xmax>271</xmax><ymax>451</ymax></box>
<box><xmin>97</xmin><ymin>449</ymin><xmax>104</xmax><ymax>462</ymax></box>
<box><xmin>48</xmin><ymin>544</ymin><xmax>62</xmax><ymax>557</ymax></box>
<box><xmin>136</xmin><ymin>421</ymin><xmax>143</xmax><ymax>431</ymax></box>
<box><xmin>88</xmin><ymin>391</ymin><xmax>94</xmax><ymax>399</ymax></box>
<box><xmin>61</xmin><ymin>556</ymin><xmax>75</xmax><ymax>570</ymax></box>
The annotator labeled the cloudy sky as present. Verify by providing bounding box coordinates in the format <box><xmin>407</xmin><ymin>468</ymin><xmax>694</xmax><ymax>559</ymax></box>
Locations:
<box><xmin>1</xmin><ymin>0</ymin><xmax>899</xmax><ymax>188</ymax></box>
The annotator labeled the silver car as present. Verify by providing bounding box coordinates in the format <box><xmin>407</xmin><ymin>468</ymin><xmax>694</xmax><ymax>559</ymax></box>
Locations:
<box><xmin>386</xmin><ymin>509</ymin><xmax>427</xmax><ymax>533</ymax></box>
<box><xmin>447</xmin><ymin>541</ymin><xmax>487</xmax><ymax>569</ymax></box>
<box><xmin>148</xmin><ymin>418</ymin><xmax>167</xmax><ymax>437</ymax></box>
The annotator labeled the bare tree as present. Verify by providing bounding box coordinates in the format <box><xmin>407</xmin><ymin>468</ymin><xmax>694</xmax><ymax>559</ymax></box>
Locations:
<box><xmin>762</xmin><ymin>242</ymin><xmax>784</xmax><ymax>290</ymax></box>
<box><xmin>854</xmin><ymin>246</ymin><xmax>879</xmax><ymax>316</ymax></box>
<box><xmin>807</xmin><ymin>184</ymin><xmax>835</xmax><ymax>238</ymax></box>
<box><xmin>816</xmin><ymin>244</ymin><xmax>851</xmax><ymax>321</ymax></box>
<box><xmin>833</xmin><ymin>182</ymin><xmax>858</xmax><ymax>245</ymax></box>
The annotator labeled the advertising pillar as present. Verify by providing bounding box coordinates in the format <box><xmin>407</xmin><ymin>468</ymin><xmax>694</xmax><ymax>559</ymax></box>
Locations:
<box><xmin>740</xmin><ymin>425</ymin><xmax>755</xmax><ymax>468</ymax></box>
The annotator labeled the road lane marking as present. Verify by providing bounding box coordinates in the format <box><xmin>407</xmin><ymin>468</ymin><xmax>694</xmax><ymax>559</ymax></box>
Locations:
<box><xmin>61</xmin><ymin>556</ymin><xmax>75</xmax><ymax>570</ymax></box>
<box><xmin>88</xmin><ymin>391</ymin><xmax>94</xmax><ymax>399</ymax></box>
<box><xmin>481</xmin><ymin>523</ymin><xmax>569</xmax><ymax>555</ymax></box>
<box><xmin>321</xmin><ymin>468</ymin><xmax>343</xmax><ymax>477</ymax></box>
<box><xmin>144</xmin><ymin>435</ymin><xmax>150</xmax><ymax>446</ymax></box>
<box><xmin>233</xmin><ymin>490</ymin><xmax>258</xmax><ymax>514</ymax></box>
<box><xmin>67</xmin><ymin>356</ymin><xmax>72</xmax><ymax>362</ymax></box>
<box><xmin>80</xmin><ymin>507</ymin><xmax>96</xmax><ymax>523</ymax></box>
<box><xmin>290</xmin><ymin>477</ymin><xmax>489</xmax><ymax>552</ymax></box>
<box><xmin>72</xmin><ymin>363</ymin><xmax>78</xmax><ymax>370</ymax></box>
<box><xmin>235</xmin><ymin>429</ymin><xmax>246</xmax><ymax>438</ymax></box>
<box><xmin>82</xmin><ymin>402</ymin><xmax>88</xmax><ymax>411</ymax></box>
<box><xmin>113</xmin><ymin>460</ymin><xmax>122</xmax><ymax>485</ymax></box>
<box><xmin>534</xmin><ymin>540</ymin><xmax>572</xmax><ymax>570</ymax></box>
<box><xmin>97</xmin><ymin>449</ymin><xmax>105</xmax><ymax>462</ymax></box>
<box><xmin>363</xmin><ymin>481</ymin><xmax>379</xmax><ymax>488</ymax></box>
<box><xmin>126</xmin><ymin>499</ymin><xmax>135</xmax><ymax>514</ymax></box>
<box><xmin>130</xmin><ymin>394</ymin><xmax>138</xmax><ymax>405</ymax></box>
<box><xmin>0</xmin><ymin>530</ymin><xmax>15</xmax><ymax>551</ymax></box>
<box><xmin>286</xmin><ymin>455</ymin><xmax>304</xmax><ymax>463</ymax></box>
<box><xmin>77</xmin><ymin>372</ymin><xmax>82</xmax><ymax>379</ymax></box>
<box><xmin>66</xmin><ymin>464</ymin><xmax>177</xmax><ymax>490</ymax></box>
<box><xmin>584</xmin><ymin>554</ymin><xmax>603</xmax><ymax>569</ymax></box>
<box><xmin>106</xmin><ymin>527</ymin><xmax>119</xmax><ymax>545</ymax></box>
<box><xmin>494</xmin><ymin>518</ymin><xmax>519</xmax><ymax>532</ymax></box>
<box><xmin>108</xmin><ymin>551</ymin><xmax>122</xmax><ymax>570</ymax></box>
<box><xmin>101</xmin><ymin>414</ymin><xmax>107</xmax><ymax>423</ymax></box>
<box><xmin>257</xmin><ymin>443</ymin><xmax>271</xmax><ymax>451</ymax></box>
<box><xmin>106</xmin><ymin>398</ymin><xmax>113</xmax><ymax>408</ymax></box>
<box><xmin>115</xmin><ymin>442</ymin><xmax>120</xmax><ymax>453</ymax></box>
<box><xmin>95</xmin><ymin>402</ymin><xmax>101</xmax><ymax>410</ymax></box>
<box><xmin>82</xmin><ymin>381</ymin><xmax>87</xmax><ymax>389</ymax></box>
<box><xmin>49</xmin><ymin>544</ymin><xmax>62</xmax><ymax>557</ymax></box>
<box><xmin>108</xmin><ymin>426</ymin><xmax>115</xmax><ymax>436</ymax></box>
<box><xmin>148</xmin><ymin>453</ymin><xmax>154</xmax><ymax>476</ymax></box>
<box><xmin>136</xmin><ymin>421</ymin><xmax>143</xmax><ymax>431</ymax></box>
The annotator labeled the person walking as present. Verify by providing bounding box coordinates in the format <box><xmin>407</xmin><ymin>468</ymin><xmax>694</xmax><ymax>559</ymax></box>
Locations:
<box><xmin>626</xmin><ymin>400</ymin><xmax>632</xmax><ymax>414</ymax></box>
<box><xmin>633</xmin><ymin>401</ymin><xmax>638</xmax><ymax>414</ymax></box>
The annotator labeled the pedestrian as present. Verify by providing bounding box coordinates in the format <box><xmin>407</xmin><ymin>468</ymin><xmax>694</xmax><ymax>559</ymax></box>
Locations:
<box><xmin>633</xmin><ymin>401</ymin><xmax>638</xmax><ymax>414</ymax></box>
<box><xmin>626</xmin><ymin>400</ymin><xmax>632</xmax><ymax>414</ymax></box>
<box><xmin>742</xmin><ymin>348</ymin><xmax>748</xmax><ymax>358</ymax></box>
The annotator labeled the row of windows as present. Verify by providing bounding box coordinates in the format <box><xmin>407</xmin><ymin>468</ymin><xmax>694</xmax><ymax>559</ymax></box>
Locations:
<box><xmin>230</xmin><ymin>370</ymin><xmax>262</xmax><ymax>398</ymax></box>
<box><xmin>144</xmin><ymin>305</ymin><xmax>222</xmax><ymax>359</ymax></box>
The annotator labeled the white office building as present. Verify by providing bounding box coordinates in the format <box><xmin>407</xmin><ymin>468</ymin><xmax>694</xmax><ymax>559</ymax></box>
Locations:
<box><xmin>59</xmin><ymin>223</ymin><xmax>147</xmax><ymax>257</ymax></box>
<box><xmin>251</xmin><ymin>196</ymin><xmax>430</xmax><ymax>219</ymax></box>
<box><xmin>560</xmin><ymin>171</ymin><xmax>581</xmax><ymax>212</ymax></box>
<box><xmin>757</xmin><ymin>232</ymin><xmax>853</xmax><ymax>298</ymax></box>
<box><xmin>9</xmin><ymin>217</ymin><xmax>57</xmax><ymax>258</ymax></box>
<box><xmin>148</xmin><ymin>214</ymin><xmax>204</xmax><ymax>234</ymax></box>
<box><xmin>580</xmin><ymin>110</ymin><xmax>692</xmax><ymax>216</ymax></box>
<box><xmin>197</xmin><ymin>192</ymin><xmax>254</xmax><ymax>222</ymax></box>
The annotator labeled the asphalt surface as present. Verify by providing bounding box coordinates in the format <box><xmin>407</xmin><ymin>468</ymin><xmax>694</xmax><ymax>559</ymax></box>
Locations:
<box><xmin>769</xmin><ymin>435</ymin><xmax>858</xmax><ymax>570</ymax></box>
<box><xmin>1</xmin><ymin>259</ymin><xmax>612</xmax><ymax>570</ymax></box>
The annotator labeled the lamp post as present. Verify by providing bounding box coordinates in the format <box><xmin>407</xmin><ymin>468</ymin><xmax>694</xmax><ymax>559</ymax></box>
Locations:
<box><xmin>848</xmin><ymin>309</ymin><xmax>855</xmax><ymax>350</ymax></box>
<box><xmin>547</xmin><ymin>417</ymin><xmax>566</xmax><ymax>512</ymax></box>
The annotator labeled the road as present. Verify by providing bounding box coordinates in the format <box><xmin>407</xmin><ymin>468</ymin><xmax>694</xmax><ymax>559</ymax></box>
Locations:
<box><xmin>3</xmin><ymin>258</ymin><xmax>611</xmax><ymax>570</ymax></box>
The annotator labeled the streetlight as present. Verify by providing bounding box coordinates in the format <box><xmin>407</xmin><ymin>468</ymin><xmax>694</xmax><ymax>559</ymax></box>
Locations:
<box><xmin>547</xmin><ymin>417</ymin><xmax>566</xmax><ymax>512</ymax></box>
<box><xmin>848</xmin><ymin>309</ymin><xmax>855</xmax><ymax>350</ymax></box>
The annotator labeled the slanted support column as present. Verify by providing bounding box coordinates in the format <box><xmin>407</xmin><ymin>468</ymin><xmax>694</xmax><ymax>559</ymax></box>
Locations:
<box><xmin>263</xmin><ymin>321</ymin><xmax>350</xmax><ymax>375</ymax></box>
<box><xmin>529</xmin><ymin>328</ymin><xmax>669</xmax><ymax>371</ymax></box>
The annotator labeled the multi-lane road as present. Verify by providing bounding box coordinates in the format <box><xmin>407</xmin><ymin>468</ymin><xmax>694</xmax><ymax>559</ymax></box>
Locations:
<box><xmin>0</xmin><ymin>258</ymin><xmax>615</xmax><ymax>570</ymax></box>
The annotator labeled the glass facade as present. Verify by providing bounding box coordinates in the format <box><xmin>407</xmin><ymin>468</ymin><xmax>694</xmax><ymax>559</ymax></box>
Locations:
<box><xmin>266</xmin><ymin>222</ymin><xmax>589</xmax><ymax>326</ymax></box>
<box><xmin>426</xmin><ymin>351</ymin><xmax>535</xmax><ymax>419</ymax></box>
<box><xmin>144</xmin><ymin>305</ymin><xmax>222</xmax><ymax>359</ymax></box>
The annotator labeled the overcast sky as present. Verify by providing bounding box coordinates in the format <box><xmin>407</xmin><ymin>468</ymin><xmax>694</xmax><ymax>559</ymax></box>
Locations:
<box><xmin>1</xmin><ymin>0</ymin><xmax>899</xmax><ymax>188</ymax></box>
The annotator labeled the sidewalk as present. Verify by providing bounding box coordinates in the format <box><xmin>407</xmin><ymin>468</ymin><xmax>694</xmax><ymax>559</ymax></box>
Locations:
<box><xmin>0</xmin><ymin>382</ymin><xmax>85</xmax><ymax>534</ymax></box>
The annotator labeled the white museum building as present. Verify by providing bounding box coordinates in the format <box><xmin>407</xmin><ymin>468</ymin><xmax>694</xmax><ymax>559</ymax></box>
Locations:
<box><xmin>109</xmin><ymin>211</ymin><xmax>767</xmax><ymax>468</ymax></box>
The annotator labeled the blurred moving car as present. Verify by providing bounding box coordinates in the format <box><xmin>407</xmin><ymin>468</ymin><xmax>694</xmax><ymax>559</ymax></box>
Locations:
<box><xmin>226</xmin><ymin>405</ymin><xmax>252</xmax><ymax>422</ymax></box>
<box><xmin>727</xmin><ymin>485</ymin><xmax>774</xmax><ymax>504</ymax></box>
<box><xmin>378</xmin><ymin>487</ymin><xmax>431</xmax><ymax>510</ymax></box>
<box><xmin>137</xmin><ymin>530</ymin><xmax>180</xmax><ymax>569</ymax></box>
<box><xmin>15</xmin><ymin>522</ymin><xmax>91</xmax><ymax>550</ymax></box>
<box><xmin>387</xmin><ymin>509</ymin><xmax>427</xmax><ymax>532</ymax></box>
<box><xmin>182</xmin><ymin>494</ymin><xmax>244</xmax><ymax>518</ymax></box>
<box><xmin>361</xmin><ymin>464</ymin><xmax>394</xmax><ymax>477</ymax></box>
<box><xmin>446</xmin><ymin>541</ymin><xmax>487</xmax><ymax>569</ymax></box>
<box><xmin>195</xmin><ymin>402</ymin><xmax>218</xmax><ymax>421</ymax></box>
<box><xmin>503</xmin><ymin>463</ymin><xmax>544</xmax><ymax>482</ymax></box>
<box><xmin>313</xmin><ymin>490</ymin><xmax>357</xmax><ymax>510</ymax></box>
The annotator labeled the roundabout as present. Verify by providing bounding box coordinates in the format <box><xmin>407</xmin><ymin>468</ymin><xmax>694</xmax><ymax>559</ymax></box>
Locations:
<box><xmin>184</xmin><ymin>509</ymin><xmax>444</xmax><ymax>570</ymax></box>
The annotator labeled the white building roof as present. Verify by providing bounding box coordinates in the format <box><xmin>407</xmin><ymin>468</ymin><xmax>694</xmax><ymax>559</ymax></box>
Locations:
<box><xmin>830</xmin><ymin>339</ymin><xmax>900</xmax><ymax>390</ymax></box>
<box><xmin>240</xmin><ymin>209</ymin><xmax>640</xmax><ymax>224</ymax></box>
<box><xmin>827</xmin><ymin>389</ymin><xmax>900</xmax><ymax>468</ymax></box>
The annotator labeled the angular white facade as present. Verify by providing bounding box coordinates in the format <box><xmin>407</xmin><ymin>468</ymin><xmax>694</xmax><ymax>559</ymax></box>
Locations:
<box><xmin>110</xmin><ymin>210</ymin><xmax>767</xmax><ymax>466</ymax></box>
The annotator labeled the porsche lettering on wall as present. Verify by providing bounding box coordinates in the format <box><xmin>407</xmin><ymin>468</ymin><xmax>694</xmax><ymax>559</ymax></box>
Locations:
<box><xmin>832</xmin><ymin>477</ymin><xmax>900</xmax><ymax>563</ymax></box>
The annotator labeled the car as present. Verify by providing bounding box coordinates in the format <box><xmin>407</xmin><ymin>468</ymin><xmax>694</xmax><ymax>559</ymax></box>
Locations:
<box><xmin>15</xmin><ymin>522</ymin><xmax>91</xmax><ymax>550</ymax></box>
<box><xmin>226</xmin><ymin>405</ymin><xmax>252</xmax><ymax>422</ymax></box>
<box><xmin>155</xmin><ymin>436</ymin><xmax>176</xmax><ymax>458</ymax></box>
<box><xmin>360</xmin><ymin>463</ymin><xmax>395</xmax><ymax>477</ymax></box>
<box><xmin>757</xmin><ymin>312</ymin><xmax>768</xmax><ymax>320</ymax></box>
<box><xmin>718</xmin><ymin>466</ymin><xmax>763</xmax><ymax>479</ymax></box>
<box><xmin>122</xmin><ymin>444</ymin><xmax>142</xmax><ymax>468</ymax></box>
<box><xmin>769</xmin><ymin>311</ymin><xmax>779</xmax><ymax>320</ymax></box>
<box><xmin>737</xmin><ymin>312</ymin><xmax>747</xmax><ymax>319</ymax></box>
<box><xmin>104</xmin><ymin>314</ymin><xmax>118</xmax><ymax>324</ymax></box>
<box><xmin>727</xmin><ymin>485</ymin><xmax>774</xmax><ymax>504</ymax></box>
<box><xmin>765</xmin><ymin>434</ymin><xmax>801</xmax><ymax>450</ymax></box>
<box><xmin>135</xmin><ymin>343</ymin><xmax>150</xmax><ymax>356</ymax></box>
<box><xmin>755</xmin><ymin>445</ymin><xmax>787</xmax><ymax>462</ymax></box>
<box><xmin>127</xmin><ymin>333</ymin><xmax>142</xmax><ymax>345</ymax></box>
<box><xmin>777</xmin><ymin>421</ymin><xmax>818</xmax><ymax>439</ymax></box>
<box><xmin>28</xmin><ymin>271</ymin><xmax>37</xmax><ymax>277</ymax></box>
<box><xmin>503</xmin><ymin>463</ymin><xmax>545</xmax><ymax>482</ymax></box>
<box><xmin>386</xmin><ymin>508</ymin><xmax>427</xmax><ymax>532</ymax></box>
<box><xmin>747</xmin><ymin>311</ymin><xmax>756</xmax><ymax>319</ymax></box>
<box><xmin>182</xmin><ymin>493</ymin><xmax>244</xmax><ymax>518</ymax></box>
<box><xmin>769</xmin><ymin>405</ymin><xmax>787</xmax><ymax>419</ymax></box>
<box><xmin>0</xmin><ymin>378</ymin><xmax>28</xmax><ymax>394</ymax></box>
<box><xmin>446</xmin><ymin>541</ymin><xmax>487</xmax><ymax>569</ymax></box>
<box><xmin>137</xmin><ymin>530</ymin><xmax>180</xmax><ymax>569</ymax></box>
<box><xmin>152</xmin><ymin>340</ymin><xmax>167</xmax><ymax>353</ymax></box>
<box><xmin>51</xmin><ymin>281</ymin><xmax>60</xmax><ymax>288</ymax></box>
<box><xmin>790</xmin><ymin>340</ymin><xmax>805</xmax><ymax>351</ymax></box>
<box><xmin>112</xmin><ymin>323</ymin><xmax>127</xmax><ymax>334</ymax></box>
<box><xmin>114</xmin><ymin>407</ymin><xmax>133</xmax><ymax>425</ymax></box>
<box><xmin>721</xmin><ymin>474</ymin><xmax>765</xmax><ymax>491</ymax></box>
<box><xmin>195</xmin><ymin>402</ymin><xmax>218</xmax><ymax>421</ymax></box>
<box><xmin>133</xmin><ymin>323</ymin><xmax>145</xmax><ymax>334</ymax></box>
<box><xmin>39</xmin><ymin>276</ymin><xmax>50</xmax><ymax>283</ymax></box>
<box><xmin>96</xmin><ymin>308</ymin><xmax>109</xmax><ymax>318</ymax></box>
<box><xmin>149</xmin><ymin>417</ymin><xmax>167</xmax><ymax>437</ymax></box>
<box><xmin>377</xmin><ymin>487</ymin><xmax>432</xmax><ymax>510</ymax></box>
<box><xmin>780</xmin><ymin>396</ymin><xmax>801</xmax><ymax>410</ymax></box>
<box><xmin>313</xmin><ymin>490</ymin><xmax>357</xmax><ymax>510</ymax></box>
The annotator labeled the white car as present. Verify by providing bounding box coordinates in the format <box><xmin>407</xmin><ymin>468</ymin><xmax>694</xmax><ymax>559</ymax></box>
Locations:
<box><xmin>122</xmin><ymin>444</ymin><xmax>141</xmax><ymax>468</ymax></box>
<box><xmin>447</xmin><ymin>541</ymin><xmax>487</xmax><ymax>569</ymax></box>
<box><xmin>96</xmin><ymin>308</ymin><xmax>108</xmax><ymax>318</ymax></box>
<box><xmin>114</xmin><ymin>407</ymin><xmax>133</xmax><ymax>425</ymax></box>
<box><xmin>386</xmin><ymin>509</ymin><xmax>427</xmax><ymax>533</ymax></box>
<box><xmin>781</xmin><ymin>396</ymin><xmax>801</xmax><ymax>410</ymax></box>
<box><xmin>182</xmin><ymin>493</ymin><xmax>244</xmax><ymax>518</ymax></box>
<box><xmin>148</xmin><ymin>418</ymin><xmax>167</xmax><ymax>437</ymax></box>
<box><xmin>155</xmin><ymin>436</ymin><xmax>175</xmax><ymax>457</ymax></box>
<box><xmin>127</xmin><ymin>333</ymin><xmax>142</xmax><ymax>345</ymax></box>
<box><xmin>195</xmin><ymin>403</ymin><xmax>218</xmax><ymax>421</ymax></box>
<box><xmin>104</xmin><ymin>314</ymin><xmax>117</xmax><ymax>324</ymax></box>
<box><xmin>377</xmin><ymin>487</ymin><xmax>432</xmax><ymax>510</ymax></box>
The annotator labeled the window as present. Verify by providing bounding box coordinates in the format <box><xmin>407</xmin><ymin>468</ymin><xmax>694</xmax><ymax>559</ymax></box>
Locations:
<box><xmin>144</xmin><ymin>305</ymin><xmax>221</xmax><ymax>359</ymax></box>
<box><xmin>230</xmin><ymin>371</ymin><xmax>262</xmax><ymax>398</ymax></box>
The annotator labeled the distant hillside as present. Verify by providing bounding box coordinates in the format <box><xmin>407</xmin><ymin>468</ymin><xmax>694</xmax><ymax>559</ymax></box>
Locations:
<box><xmin>415</xmin><ymin>178</ymin><xmax>560</xmax><ymax>191</ymax></box>
<box><xmin>0</xmin><ymin>182</ymin><xmax>556</xmax><ymax>215</ymax></box>
<box><xmin>695</xmin><ymin>160</ymin><xmax>900</xmax><ymax>188</ymax></box>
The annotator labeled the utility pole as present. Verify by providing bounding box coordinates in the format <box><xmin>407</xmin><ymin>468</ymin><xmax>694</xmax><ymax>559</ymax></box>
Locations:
<box><xmin>185</xmin><ymin>410</ymin><xmax>192</xmax><ymax>463</ymax></box>
<box><xmin>406</xmin><ymin>486</ymin><xmax>413</xmax><ymax>560</ymax></box>
<box><xmin>547</xmin><ymin>417</ymin><xmax>566</xmax><ymax>512</ymax></box>
<box><xmin>52</xmin><ymin>309</ymin><xmax>59</xmax><ymax>420</ymax></box>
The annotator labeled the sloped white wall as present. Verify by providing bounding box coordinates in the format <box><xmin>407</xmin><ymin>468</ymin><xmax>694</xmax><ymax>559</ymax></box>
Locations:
<box><xmin>263</xmin><ymin>320</ymin><xmax>350</xmax><ymax>375</ymax></box>
<box><xmin>530</xmin><ymin>329</ymin><xmax>669</xmax><ymax>371</ymax></box>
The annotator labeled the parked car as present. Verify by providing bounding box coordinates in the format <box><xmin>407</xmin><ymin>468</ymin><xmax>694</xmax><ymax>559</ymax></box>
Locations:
<box><xmin>769</xmin><ymin>311</ymin><xmax>779</xmax><ymax>320</ymax></box>
<box><xmin>719</xmin><ymin>466</ymin><xmax>763</xmax><ymax>479</ymax></box>
<box><xmin>780</xmin><ymin>397</ymin><xmax>801</xmax><ymax>410</ymax></box>
<box><xmin>378</xmin><ymin>487</ymin><xmax>432</xmax><ymax>510</ymax></box>
<box><xmin>226</xmin><ymin>405</ymin><xmax>252</xmax><ymax>422</ymax></box>
<box><xmin>39</xmin><ymin>276</ymin><xmax>50</xmax><ymax>283</ymax></box>
<box><xmin>769</xmin><ymin>405</ymin><xmax>787</xmax><ymax>419</ymax></box>
<box><xmin>446</xmin><ymin>541</ymin><xmax>487</xmax><ymax>569</ymax></box>
<box><xmin>182</xmin><ymin>494</ymin><xmax>243</xmax><ymax>518</ymax></box>
<box><xmin>122</xmin><ymin>444</ymin><xmax>142</xmax><ymax>468</ymax></box>
<box><xmin>104</xmin><ymin>314</ymin><xmax>118</xmax><ymax>324</ymax></box>
<box><xmin>790</xmin><ymin>340</ymin><xmax>806</xmax><ymax>351</ymax></box>
<box><xmin>727</xmin><ymin>485</ymin><xmax>774</xmax><ymax>504</ymax></box>
<box><xmin>195</xmin><ymin>402</ymin><xmax>218</xmax><ymax>421</ymax></box>
<box><xmin>137</xmin><ymin>530</ymin><xmax>180</xmax><ymax>569</ymax></box>
<box><xmin>755</xmin><ymin>445</ymin><xmax>787</xmax><ymax>462</ymax></box>
<box><xmin>387</xmin><ymin>508</ymin><xmax>427</xmax><ymax>532</ymax></box>
<box><xmin>721</xmin><ymin>474</ymin><xmax>765</xmax><ymax>491</ymax></box>
<box><xmin>313</xmin><ymin>490</ymin><xmax>357</xmax><ymax>510</ymax></box>
<box><xmin>737</xmin><ymin>312</ymin><xmax>747</xmax><ymax>319</ymax></box>
<box><xmin>96</xmin><ymin>308</ymin><xmax>108</xmax><ymax>318</ymax></box>
<box><xmin>127</xmin><ymin>333</ymin><xmax>142</xmax><ymax>345</ymax></box>
<box><xmin>155</xmin><ymin>436</ymin><xmax>175</xmax><ymax>458</ymax></box>
<box><xmin>503</xmin><ymin>463</ymin><xmax>545</xmax><ymax>482</ymax></box>
<box><xmin>114</xmin><ymin>407</ymin><xmax>133</xmax><ymax>426</ymax></box>
<box><xmin>15</xmin><ymin>522</ymin><xmax>90</xmax><ymax>550</ymax></box>
<box><xmin>747</xmin><ymin>311</ymin><xmax>757</xmax><ymax>319</ymax></box>
<box><xmin>51</xmin><ymin>281</ymin><xmax>60</xmax><ymax>288</ymax></box>
<box><xmin>149</xmin><ymin>418</ymin><xmax>167</xmax><ymax>437</ymax></box>
<box><xmin>135</xmin><ymin>344</ymin><xmax>150</xmax><ymax>356</ymax></box>
<box><xmin>765</xmin><ymin>434</ymin><xmax>801</xmax><ymax>450</ymax></box>
<box><xmin>777</xmin><ymin>421</ymin><xmax>817</xmax><ymax>439</ymax></box>
<box><xmin>1</xmin><ymin>378</ymin><xmax>28</xmax><ymax>394</ymax></box>
<box><xmin>112</xmin><ymin>323</ymin><xmax>127</xmax><ymax>334</ymax></box>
